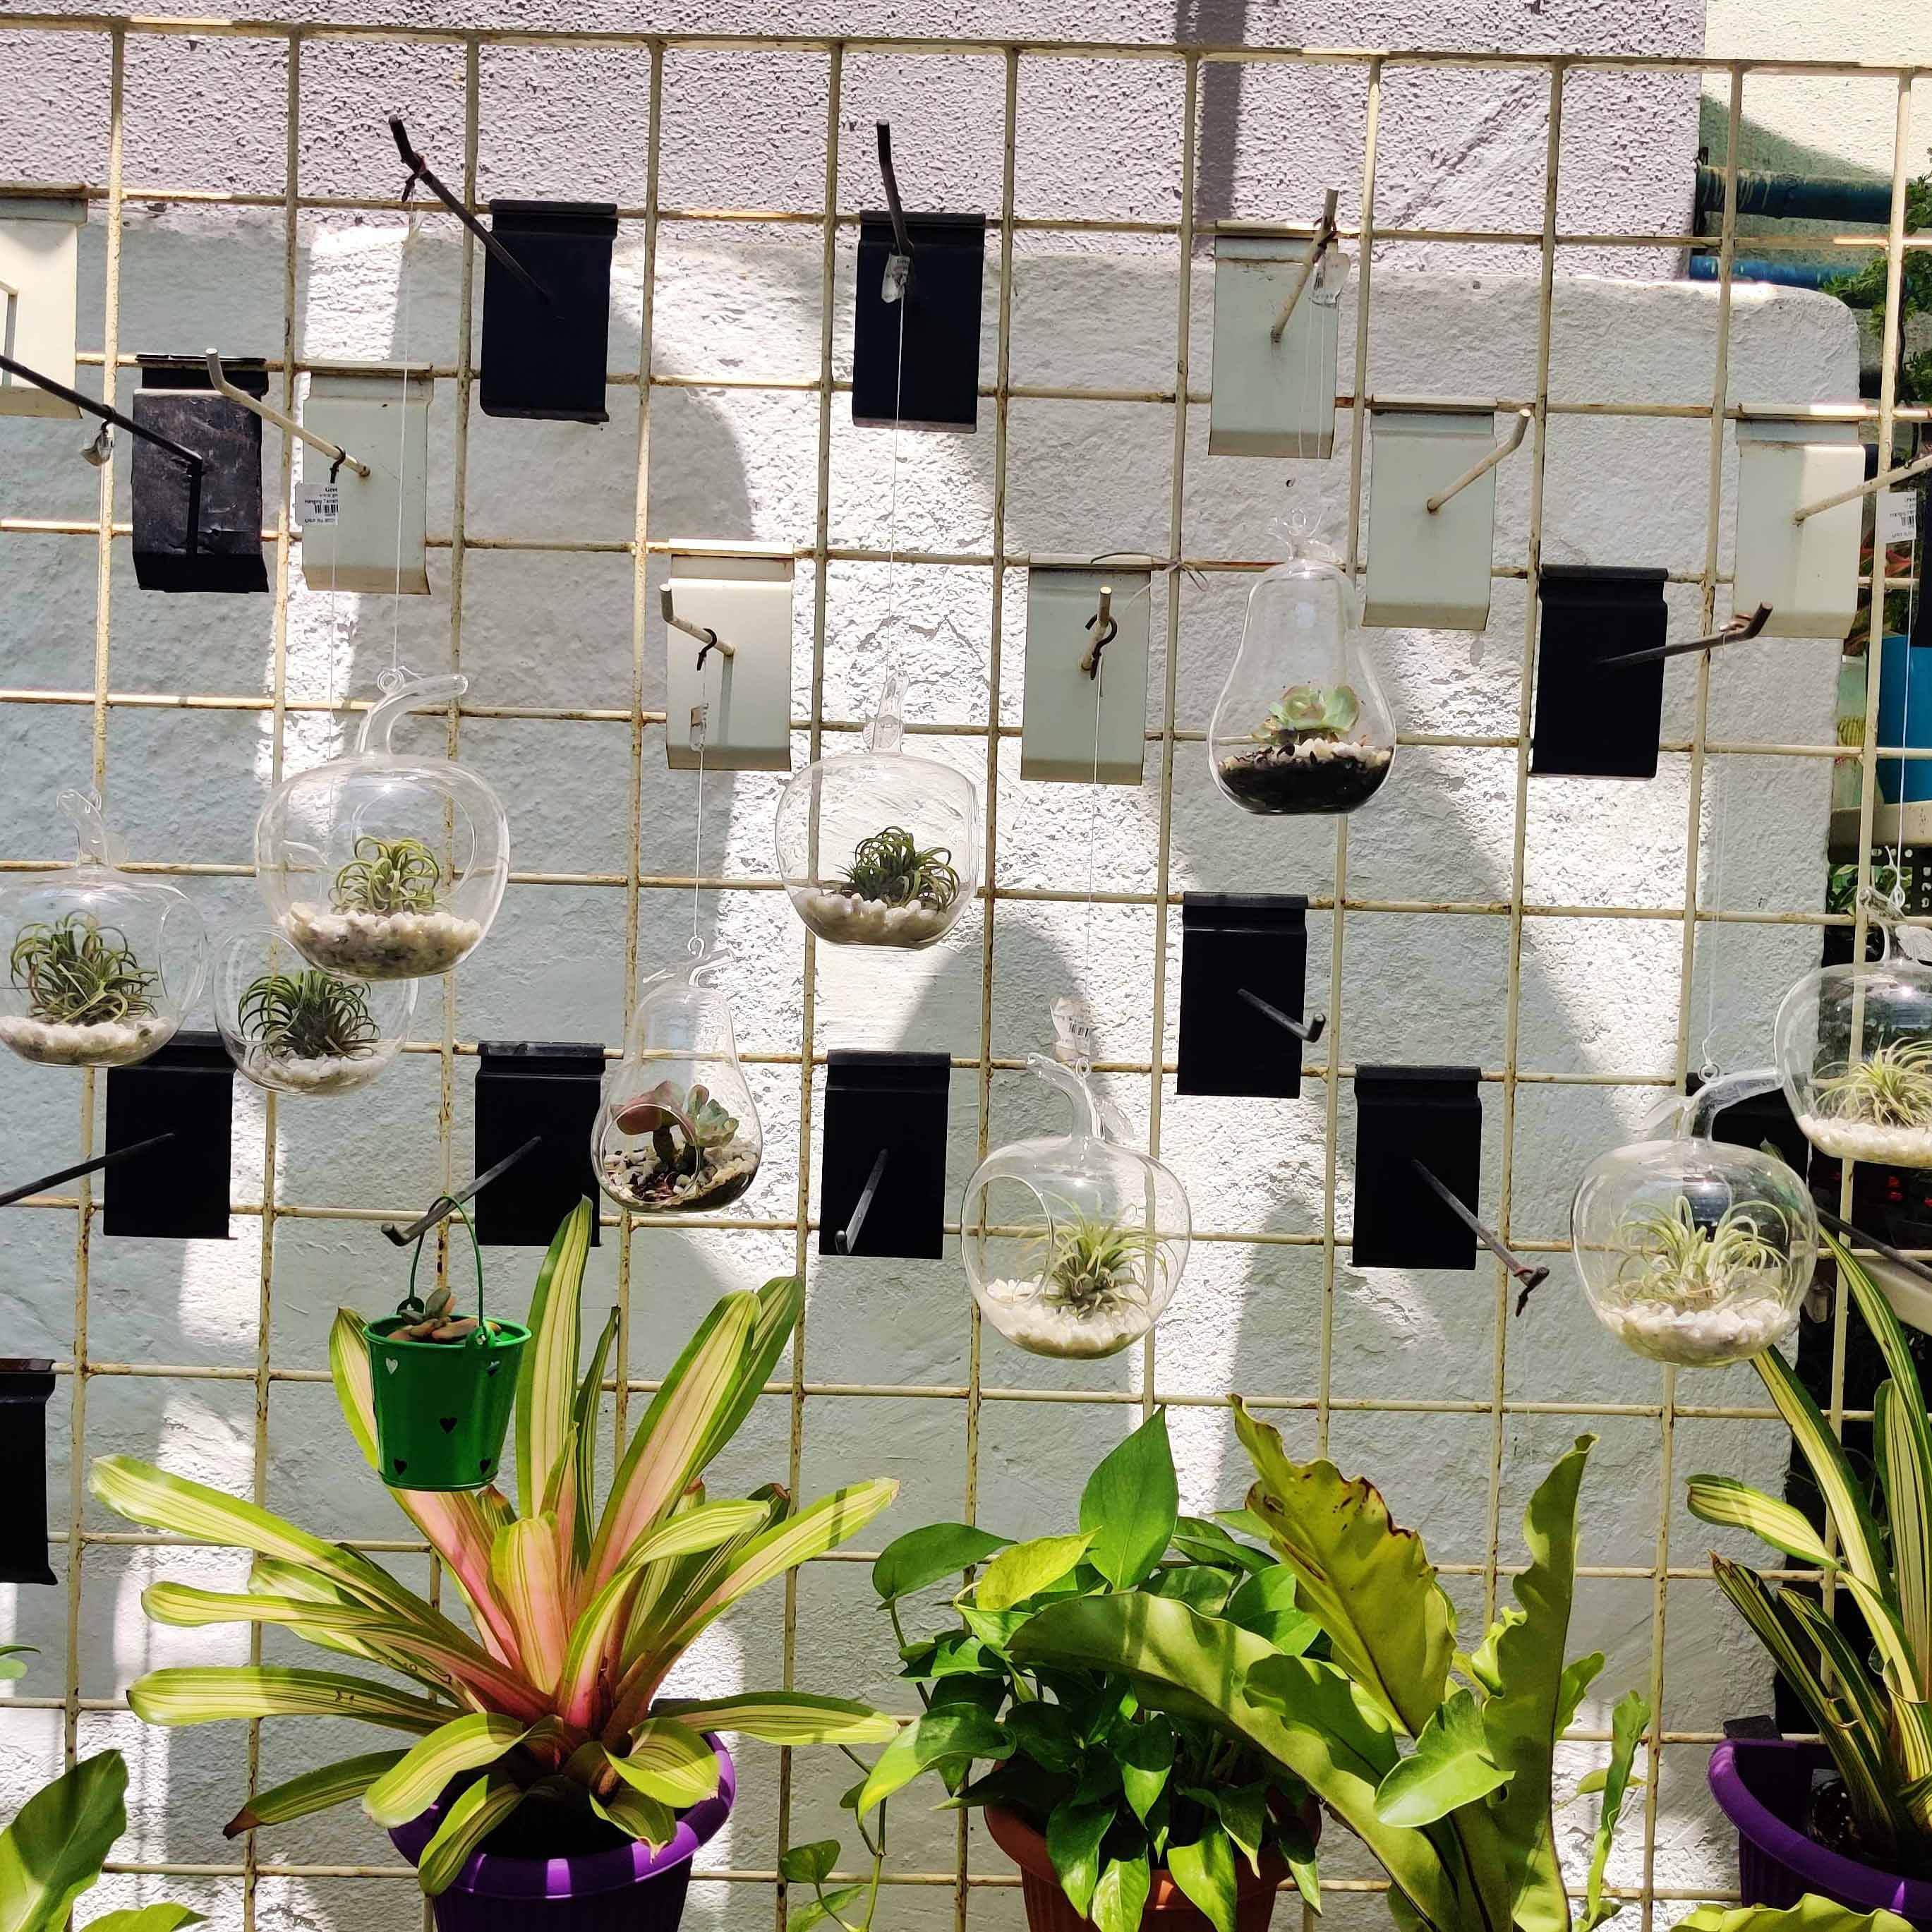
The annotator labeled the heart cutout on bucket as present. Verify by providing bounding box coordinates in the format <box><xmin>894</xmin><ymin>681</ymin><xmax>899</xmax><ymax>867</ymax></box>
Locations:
<box><xmin>440</xmin><ymin>1417</ymin><xmax>458</xmax><ymax>1433</ymax></box>
<box><xmin>485</xmin><ymin>1359</ymin><xmax>502</xmax><ymax>1377</ymax></box>
<box><xmin>385</xmin><ymin>1358</ymin><xmax>399</xmax><ymax>1375</ymax></box>
<box><xmin>392</xmin><ymin>1459</ymin><xmax>407</xmax><ymax>1475</ymax></box>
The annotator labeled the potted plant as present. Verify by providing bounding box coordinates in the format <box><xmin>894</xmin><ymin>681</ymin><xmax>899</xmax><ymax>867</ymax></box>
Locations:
<box><xmin>602</xmin><ymin>1080</ymin><xmax>759</xmax><ymax>1210</ymax></box>
<box><xmin>91</xmin><ymin>1200</ymin><xmax>899</xmax><ymax>1929</ymax></box>
<box><xmin>840</xmin><ymin>1411</ymin><xmax>1324</xmax><ymax>1931</ymax></box>
<box><xmin>1686</xmin><ymin>1232</ymin><xmax>1932</xmax><ymax>1923</ymax></box>
<box><xmin>4</xmin><ymin>910</ymin><xmax>168</xmax><ymax>1065</ymax></box>
<box><xmin>286</xmin><ymin>833</ymin><xmax>485</xmax><ymax>978</ymax></box>
<box><xmin>1013</xmin><ymin>1403</ymin><xmax>1650</xmax><ymax>1931</ymax></box>
<box><xmin>799</xmin><ymin>824</ymin><xmax>964</xmax><ymax>947</ymax></box>
<box><xmin>1214</xmin><ymin>684</ymin><xmax>1392</xmax><ymax>816</ymax></box>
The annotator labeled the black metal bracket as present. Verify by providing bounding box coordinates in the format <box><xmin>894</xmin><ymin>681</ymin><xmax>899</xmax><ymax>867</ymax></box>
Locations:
<box><xmin>1408</xmin><ymin>1159</ymin><xmax>1549</xmax><ymax>1300</ymax></box>
<box><xmin>833</xmin><ymin>1147</ymin><xmax>890</xmax><ymax>1257</ymax></box>
<box><xmin>382</xmin><ymin>1134</ymin><xmax>542</xmax><ymax>1247</ymax></box>
<box><xmin>876</xmin><ymin>121</ymin><xmax>914</xmax><ymax>287</ymax></box>
<box><xmin>1237</xmin><ymin>984</ymin><xmax>1327</xmax><ymax>1045</ymax></box>
<box><xmin>1818</xmin><ymin>1205</ymin><xmax>1932</xmax><ymax>1290</ymax></box>
<box><xmin>390</xmin><ymin>116</ymin><xmax>551</xmax><ymax>307</ymax></box>
<box><xmin>0</xmin><ymin>1132</ymin><xmax>174</xmax><ymax>1211</ymax></box>
<box><xmin>1600</xmin><ymin>602</ymin><xmax>1774</xmax><ymax>672</ymax></box>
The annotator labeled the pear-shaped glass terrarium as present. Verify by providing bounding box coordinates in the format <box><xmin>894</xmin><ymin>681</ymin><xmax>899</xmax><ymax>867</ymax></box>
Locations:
<box><xmin>962</xmin><ymin>1054</ymin><xmax>1190</xmax><ymax>1360</ymax></box>
<box><xmin>253</xmin><ymin>672</ymin><xmax>509</xmax><ymax>980</ymax></box>
<box><xmin>595</xmin><ymin>943</ymin><xmax>762</xmax><ymax>1213</ymax></box>
<box><xmin>0</xmin><ymin>790</ymin><xmax>207</xmax><ymax>1068</ymax></box>
<box><xmin>774</xmin><ymin>670</ymin><xmax>978</xmax><ymax>950</ymax></box>
<box><xmin>212</xmin><ymin>924</ymin><xmax>416</xmax><ymax>1097</ymax></box>
<box><xmin>1570</xmin><ymin>1077</ymin><xmax>1817</xmax><ymax>1368</ymax></box>
<box><xmin>1777</xmin><ymin>953</ymin><xmax>1932</xmax><ymax>1168</ymax></box>
<box><xmin>1209</xmin><ymin>524</ymin><xmax>1395</xmax><ymax>816</ymax></box>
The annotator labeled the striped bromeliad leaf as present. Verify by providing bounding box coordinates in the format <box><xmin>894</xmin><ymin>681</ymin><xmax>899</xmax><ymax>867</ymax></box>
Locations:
<box><xmin>98</xmin><ymin>1206</ymin><xmax>895</xmax><ymax>1897</ymax></box>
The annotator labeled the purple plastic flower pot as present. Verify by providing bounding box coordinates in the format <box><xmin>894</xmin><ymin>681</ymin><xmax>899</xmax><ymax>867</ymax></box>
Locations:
<box><xmin>390</xmin><ymin>1737</ymin><xmax>735</xmax><ymax>1932</ymax></box>
<box><xmin>1709</xmin><ymin>1738</ymin><xmax>1932</xmax><ymax>1928</ymax></box>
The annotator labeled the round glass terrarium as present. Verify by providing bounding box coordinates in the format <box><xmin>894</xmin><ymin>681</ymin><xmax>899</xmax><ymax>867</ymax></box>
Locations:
<box><xmin>1777</xmin><ymin>955</ymin><xmax>1932</xmax><ymax>1168</ymax></box>
<box><xmin>774</xmin><ymin>670</ymin><xmax>977</xmax><ymax>950</ymax></box>
<box><xmin>212</xmin><ymin>924</ymin><xmax>415</xmax><ymax>1098</ymax></box>
<box><xmin>0</xmin><ymin>790</ymin><xmax>207</xmax><ymax>1069</ymax></box>
<box><xmin>1570</xmin><ymin>1081</ymin><xmax>1816</xmax><ymax>1368</ymax></box>
<box><xmin>962</xmin><ymin>1054</ymin><xmax>1190</xmax><ymax>1360</ymax></box>
<box><xmin>1208</xmin><ymin>525</ymin><xmax>1395</xmax><ymax>817</ymax></box>
<box><xmin>595</xmin><ymin>943</ymin><xmax>762</xmax><ymax>1214</ymax></box>
<box><xmin>253</xmin><ymin>672</ymin><xmax>509</xmax><ymax>980</ymax></box>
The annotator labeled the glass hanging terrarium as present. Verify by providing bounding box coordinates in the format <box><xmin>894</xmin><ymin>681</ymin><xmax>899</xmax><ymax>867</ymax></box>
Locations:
<box><xmin>1209</xmin><ymin>512</ymin><xmax>1395</xmax><ymax>816</ymax></box>
<box><xmin>774</xmin><ymin>668</ymin><xmax>978</xmax><ymax>950</ymax></box>
<box><xmin>1570</xmin><ymin>1077</ymin><xmax>1816</xmax><ymax>1368</ymax></box>
<box><xmin>253</xmin><ymin>672</ymin><xmax>509</xmax><ymax>980</ymax></box>
<box><xmin>211</xmin><ymin>924</ymin><xmax>416</xmax><ymax>1097</ymax></box>
<box><xmin>962</xmin><ymin>1052</ymin><xmax>1190</xmax><ymax>1360</ymax></box>
<box><xmin>594</xmin><ymin>941</ymin><xmax>762</xmax><ymax>1213</ymax></box>
<box><xmin>0</xmin><ymin>790</ymin><xmax>207</xmax><ymax>1068</ymax></box>
<box><xmin>1777</xmin><ymin>948</ymin><xmax>1932</xmax><ymax>1168</ymax></box>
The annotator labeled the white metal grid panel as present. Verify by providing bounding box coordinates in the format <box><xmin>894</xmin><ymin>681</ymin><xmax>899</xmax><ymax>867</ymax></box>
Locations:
<box><xmin>0</xmin><ymin>20</ymin><xmax>1924</xmax><ymax>1931</ymax></box>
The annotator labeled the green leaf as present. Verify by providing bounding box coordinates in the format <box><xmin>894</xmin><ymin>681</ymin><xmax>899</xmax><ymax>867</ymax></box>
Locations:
<box><xmin>87</xmin><ymin>1909</ymin><xmax>205</xmax><ymax>1932</ymax></box>
<box><xmin>416</xmin><ymin>1775</ymin><xmax>524</xmax><ymax>1897</ymax></box>
<box><xmin>654</xmin><ymin>1692</ymin><xmax>897</xmax><ymax>1746</ymax></box>
<box><xmin>0</xmin><ymin>1750</ymin><xmax>126</xmax><ymax>1932</ymax></box>
<box><xmin>588</xmin><ymin>1779</ymin><xmax>675</xmax><ymax>1850</ymax></box>
<box><xmin>569</xmin><ymin>1307</ymin><xmax>620</xmax><ymax>1571</ymax></box>
<box><xmin>127</xmin><ymin>1666</ymin><xmax>448</xmax><ymax>1736</ymax></box>
<box><xmin>1231</xmin><ymin>1400</ymin><xmax>1453</xmax><ymax>1736</ymax></box>
<box><xmin>1684</xmin><ymin>1475</ymin><xmax>1838</xmax><ymax>1570</ymax></box>
<box><xmin>224</xmin><ymin>1751</ymin><xmax>405</xmax><ymax>1837</ymax></box>
<box><xmin>1373</xmin><ymin>1687</ymin><xmax>1509</xmax><ymax>1827</ymax></box>
<box><xmin>1046</xmin><ymin>1799</ymin><xmax>1111</xmax><ymax>1919</ymax></box>
<box><xmin>363</xmin><ymin>1714</ymin><xmax>532</xmax><ymax>1827</ymax></box>
<box><xmin>855</xmin><ymin>1705</ymin><xmax>1009</xmax><ymax>1814</ymax></box>
<box><xmin>1677</xmin><ymin>1906</ymin><xmax>1916</xmax><ymax>1932</ymax></box>
<box><xmin>1080</xmin><ymin>1411</ymin><xmax>1180</xmax><ymax>1591</ymax></box>
<box><xmin>1557</xmin><ymin>1652</ymin><xmax>1607</xmax><ymax>1738</ymax></box>
<box><xmin>516</xmin><ymin>1199</ymin><xmax>591</xmax><ymax>1509</ymax></box>
<box><xmin>608</xmin><ymin>1718</ymin><xmax>720</xmax><ymax>1808</ymax></box>
<box><xmin>778</xmin><ymin>1840</ymin><xmax>840</xmax><ymax>1885</ymax></box>
<box><xmin>1141</xmin><ymin>1566</ymin><xmax>1235</xmax><ymax>1616</ymax></box>
<box><xmin>0</xmin><ymin>1648</ymin><xmax>35</xmax><ymax>1685</ymax></box>
<box><xmin>1173</xmin><ymin>1516</ymin><xmax>1271</xmax><ymax>1576</ymax></box>
<box><xmin>1168</xmin><ymin>1825</ymin><xmax>1238</xmax><ymax>1932</ymax></box>
<box><xmin>1274</xmin><ymin>1809</ymin><xmax>1322</xmax><ymax>1914</ymax></box>
<box><xmin>1003</xmin><ymin>1703</ymin><xmax>1081</xmax><ymax>1773</ymax></box>
<box><xmin>1092</xmin><ymin>1854</ymin><xmax>1150</xmax><ymax>1932</ymax></box>
<box><xmin>1117</xmin><ymin>1716</ymin><xmax>1174</xmax><ymax>1823</ymax></box>
<box><xmin>871</xmin><ymin>1523</ymin><xmax>1013</xmax><ymax>1604</ymax></box>
<box><xmin>1581</xmin><ymin>1689</ymin><xmax>1649</xmax><ymax>1930</ymax></box>
<box><xmin>787</xmin><ymin>1885</ymin><xmax>866</xmax><ymax>1932</ymax></box>
<box><xmin>1207</xmin><ymin>1782</ymin><xmax>1268</xmax><ymax>1876</ymax></box>
<box><xmin>975</xmin><ymin>1533</ymin><xmax>1095</xmax><ymax>1614</ymax></box>
<box><xmin>1223</xmin><ymin>1566</ymin><xmax>1320</xmax><ymax>1655</ymax></box>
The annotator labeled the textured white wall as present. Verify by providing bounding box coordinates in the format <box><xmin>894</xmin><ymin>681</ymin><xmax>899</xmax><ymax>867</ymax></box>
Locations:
<box><xmin>0</xmin><ymin>13</ymin><xmax>1870</xmax><ymax>1931</ymax></box>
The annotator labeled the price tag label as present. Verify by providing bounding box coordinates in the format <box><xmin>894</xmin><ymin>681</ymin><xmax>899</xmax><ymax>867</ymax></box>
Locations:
<box><xmin>295</xmin><ymin>482</ymin><xmax>340</xmax><ymax>526</ymax></box>
<box><xmin>1051</xmin><ymin>995</ymin><xmax>1097</xmax><ymax>1068</ymax></box>
<box><xmin>1879</xmin><ymin>489</ymin><xmax>1918</xmax><ymax>548</ymax></box>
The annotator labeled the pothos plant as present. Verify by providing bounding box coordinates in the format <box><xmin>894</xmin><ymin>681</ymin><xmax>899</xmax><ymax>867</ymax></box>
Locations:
<box><xmin>90</xmin><ymin>1202</ymin><xmax>900</xmax><ymax>1895</ymax></box>
<box><xmin>812</xmin><ymin>1411</ymin><xmax>1325</xmax><ymax>1932</ymax></box>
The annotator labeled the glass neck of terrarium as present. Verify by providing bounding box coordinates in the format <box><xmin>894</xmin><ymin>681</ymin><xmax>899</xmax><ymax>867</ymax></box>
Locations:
<box><xmin>357</xmin><ymin>672</ymin><xmax>469</xmax><ymax>755</ymax></box>
<box><xmin>1031</xmin><ymin>1052</ymin><xmax>1104</xmax><ymax>1145</ymax></box>
<box><xmin>58</xmin><ymin>787</ymin><xmax>126</xmax><ymax>869</ymax></box>
<box><xmin>1674</xmin><ymin>1066</ymin><xmax>1782</xmax><ymax>1140</ymax></box>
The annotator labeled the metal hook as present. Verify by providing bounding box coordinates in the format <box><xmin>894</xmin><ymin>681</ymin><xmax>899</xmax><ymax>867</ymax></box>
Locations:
<box><xmin>1598</xmin><ymin>602</ymin><xmax>1773</xmax><ymax>672</ymax></box>
<box><xmin>876</xmin><ymin>121</ymin><xmax>914</xmax><ymax>302</ymax></box>
<box><xmin>388</xmin><ymin>116</ymin><xmax>552</xmax><ymax>308</ymax></box>
<box><xmin>1793</xmin><ymin>446</ymin><xmax>1932</xmax><ymax>525</ymax></box>
<box><xmin>0</xmin><ymin>1133</ymin><xmax>174</xmax><ymax>1212</ymax></box>
<box><xmin>1818</xmin><ymin>1207</ymin><xmax>1932</xmax><ymax>1291</ymax></box>
<box><xmin>80</xmin><ymin>422</ymin><xmax>112</xmax><ymax>467</ymax></box>
<box><xmin>660</xmin><ymin>585</ymin><xmax>735</xmax><ymax>670</ymax></box>
<box><xmin>834</xmin><ymin>1147</ymin><xmax>890</xmax><ymax>1257</ymax></box>
<box><xmin>1080</xmin><ymin>584</ymin><xmax>1117</xmax><ymax>679</ymax></box>
<box><xmin>0</xmin><ymin>351</ymin><xmax>203</xmax><ymax>479</ymax></box>
<box><xmin>1425</xmin><ymin>408</ymin><xmax>1533</xmax><ymax>514</ymax></box>
<box><xmin>1237</xmin><ymin>984</ymin><xmax>1327</xmax><ymax>1045</ymax></box>
<box><xmin>1268</xmin><ymin>189</ymin><xmax>1339</xmax><ymax>345</ymax></box>
<box><xmin>380</xmin><ymin>1134</ymin><xmax>543</xmax><ymax>1246</ymax></box>
<box><xmin>1409</xmin><ymin>1159</ymin><xmax>1550</xmax><ymax>1298</ymax></box>
<box><xmin>203</xmin><ymin>349</ymin><xmax>370</xmax><ymax>479</ymax></box>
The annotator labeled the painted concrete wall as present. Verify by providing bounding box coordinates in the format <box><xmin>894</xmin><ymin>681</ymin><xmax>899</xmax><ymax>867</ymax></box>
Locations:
<box><xmin>0</xmin><ymin>10</ymin><xmax>1872</xmax><ymax>1930</ymax></box>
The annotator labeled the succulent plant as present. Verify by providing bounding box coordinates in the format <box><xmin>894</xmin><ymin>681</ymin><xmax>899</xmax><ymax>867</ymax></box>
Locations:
<box><xmin>330</xmin><ymin>835</ymin><xmax>442</xmax><ymax>916</ymax></box>
<box><xmin>1613</xmin><ymin>1197</ymin><xmax>1787</xmax><ymax>1308</ymax></box>
<box><xmin>9</xmin><ymin>912</ymin><xmax>159</xmax><ymax>1026</ymax></box>
<box><xmin>239</xmin><ymin>968</ymin><xmax>380</xmax><ymax>1061</ymax></box>
<box><xmin>390</xmin><ymin>1272</ymin><xmax>481</xmax><ymax>1344</ymax></box>
<box><xmin>1256</xmin><ymin>683</ymin><xmax>1360</xmax><ymax>748</ymax></box>
<box><xmin>614</xmin><ymin>1078</ymin><xmax>741</xmax><ymax>1179</ymax></box>
<box><xmin>1031</xmin><ymin>1209</ymin><xmax>1166</xmax><ymax>1315</ymax></box>
<box><xmin>1815</xmin><ymin>1037</ymin><xmax>1932</xmax><ymax>1130</ymax></box>
<box><xmin>836</xmin><ymin>825</ymin><xmax>961</xmax><ymax>910</ymax></box>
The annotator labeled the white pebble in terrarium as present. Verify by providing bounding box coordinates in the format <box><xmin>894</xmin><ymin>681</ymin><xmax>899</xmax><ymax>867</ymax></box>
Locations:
<box><xmin>286</xmin><ymin>835</ymin><xmax>482</xmax><ymax>978</ymax></box>
<box><xmin>212</xmin><ymin>936</ymin><xmax>415</xmax><ymax>1099</ymax></box>
<box><xmin>600</xmin><ymin>1079</ymin><xmax>759</xmax><ymax>1210</ymax></box>
<box><xmin>1779</xmin><ymin>958</ymin><xmax>1932</xmax><ymax>1167</ymax></box>
<box><xmin>2</xmin><ymin>913</ymin><xmax>169</xmax><ymax>1064</ymax></box>
<box><xmin>1797</xmin><ymin>1040</ymin><xmax>1932</xmax><ymax>1166</ymax></box>
<box><xmin>979</xmin><ymin>1209</ymin><xmax>1176</xmax><ymax>1359</ymax></box>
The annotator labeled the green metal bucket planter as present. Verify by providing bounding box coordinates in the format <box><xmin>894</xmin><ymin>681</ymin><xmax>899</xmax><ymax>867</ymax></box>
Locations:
<box><xmin>368</xmin><ymin>1201</ymin><xmax>529</xmax><ymax>1492</ymax></box>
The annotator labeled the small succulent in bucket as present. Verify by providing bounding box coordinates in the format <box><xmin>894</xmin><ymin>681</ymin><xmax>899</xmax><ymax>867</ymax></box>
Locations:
<box><xmin>1217</xmin><ymin>682</ymin><xmax>1393</xmax><ymax>814</ymax></box>
<box><xmin>389</xmin><ymin>1279</ymin><xmax>481</xmax><ymax>1345</ymax></box>
<box><xmin>605</xmin><ymin>1077</ymin><xmax>758</xmax><ymax>1210</ymax></box>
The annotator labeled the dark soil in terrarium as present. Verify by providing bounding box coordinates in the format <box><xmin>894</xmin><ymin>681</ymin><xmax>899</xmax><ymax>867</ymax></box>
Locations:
<box><xmin>1218</xmin><ymin>742</ymin><xmax>1391</xmax><ymax>814</ymax></box>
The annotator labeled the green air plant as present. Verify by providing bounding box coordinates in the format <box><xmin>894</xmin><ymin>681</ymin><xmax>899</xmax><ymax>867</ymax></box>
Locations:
<box><xmin>330</xmin><ymin>835</ymin><xmax>443</xmax><ymax>916</ymax></box>
<box><xmin>1612</xmin><ymin>1198</ymin><xmax>1787</xmax><ymax>1307</ymax></box>
<box><xmin>844</xmin><ymin>1410</ymin><xmax>1329</xmax><ymax>1929</ymax></box>
<box><xmin>1814</xmin><ymin>1038</ymin><xmax>1932</xmax><ymax>1130</ymax></box>
<box><xmin>1687</xmin><ymin>1232</ymin><xmax>1932</xmax><ymax>1878</ymax></box>
<box><xmin>835</xmin><ymin>826</ymin><xmax>960</xmax><ymax>910</ymax></box>
<box><xmin>1031</xmin><ymin>1208</ymin><xmax>1166</xmax><ymax>1317</ymax></box>
<box><xmin>1255</xmin><ymin>683</ymin><xmax>1360</xmax><ymax>748</ymax></box>
<box><xmin>92</xmin><ymin>1202</ymin><xmax>898</xmax><ymax>1895</ymax></box>
<box><xmin>1013</xmin><ymin>1406</ymin><xmax>1651</xmax><ymax>1932</ymax></box>
<box><xmin>9</xmin><ymin>912</ymin><xmax>157</xmax><ymax>1026</ymax></box>
<box><xmin>239</xmin><ymin>970</ymin><xmax>381</xmax><ymax>1063</ymax></box>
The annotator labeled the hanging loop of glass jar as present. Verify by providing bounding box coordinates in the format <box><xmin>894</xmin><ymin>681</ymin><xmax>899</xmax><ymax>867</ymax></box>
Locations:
<box><xmin>961</xmin><ymin>1053</ymin><xmax>1190</xmax><ymax>1360</ymax></box>
<box><xmin>594</xmin><ymin>939</ymin><xmax>763</xmax><ymax>1214</ymax></box>
<box><xmin>253</xmin><ymin>671</ymin><xmax>509</xmax><ymax>980</ymax></box>
<box><xmin>774</xmin><ymin>666</ymin><xmax>979</xmax><ymax>950</ymax></box>
<box><xmin>0</xmin><ymin>789</ymin><xmax>207</xmax><ymax>1068</ymax></box>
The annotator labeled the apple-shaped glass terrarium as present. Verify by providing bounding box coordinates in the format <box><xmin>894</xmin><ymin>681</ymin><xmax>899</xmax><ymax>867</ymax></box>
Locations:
<box><xmin>1571</xmin><ymin>1077</ymin><xmax>1816</xmax><ymax>1368</ymax></box>
<box><xmin>253</xmin><ymin>672</ymin><xmax>508</xmax><ymax>980</ymax></box>
<box><xmin>594</xmin><ymin>942</ymin><xmax>763</xmax><ymax>1214</ymax></box>
<box><xmin>0</xmin><ymin>790</ymin><xmax>207</xmax><ymax>1068</ymax></box>
<box><xmin>962</xmin><ymin>1054</ymin><xmax>1190</xmax><ymax>1360</ymax></box>
<box><xmin>1777</xmin><ymin>954</ymin><xmax>1932</xmax><ymax>1169</ymax></box>
<box><xmin>774</xmin><ymin>670</ymin><xmax>978</xmax><ymax>950</ymax></box>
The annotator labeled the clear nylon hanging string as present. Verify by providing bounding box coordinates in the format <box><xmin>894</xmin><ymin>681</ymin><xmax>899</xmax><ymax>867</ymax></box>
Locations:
<box><xmin>381</xmin><ymin>207</ymin><xmax>417</xmax><ymax>698</ymax></box>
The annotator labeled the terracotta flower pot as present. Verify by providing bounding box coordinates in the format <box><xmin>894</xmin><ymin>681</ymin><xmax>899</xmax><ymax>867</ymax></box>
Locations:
<box><xmin>984</xmin><ymin>1802</ymin><xmax>1307</xmax><ymax>1932</ymax></box>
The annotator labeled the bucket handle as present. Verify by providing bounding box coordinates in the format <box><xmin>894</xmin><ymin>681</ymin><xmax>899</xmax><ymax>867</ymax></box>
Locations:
<box><xmin>397</xmin><ymin>1196</ymin><xmax>490</xmax><ymax>1345</ymax></box>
